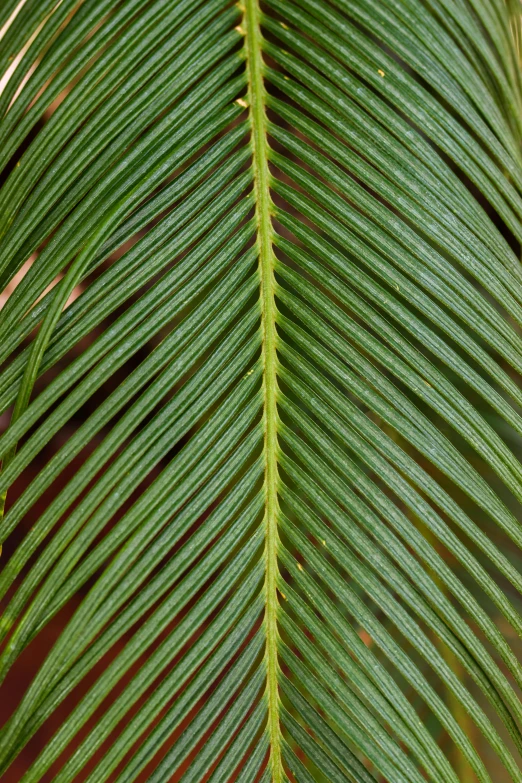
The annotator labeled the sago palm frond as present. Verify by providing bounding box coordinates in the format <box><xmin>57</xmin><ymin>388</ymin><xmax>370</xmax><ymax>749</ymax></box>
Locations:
<box><xmin>1</xmin><ymin>0</ymin><xmax>522</xmax><ymax>780</ymax></box>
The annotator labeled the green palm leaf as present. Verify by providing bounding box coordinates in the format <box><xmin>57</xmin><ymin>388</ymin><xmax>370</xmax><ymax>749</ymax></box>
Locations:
<box><xmin>1</xmin><ymin>0</ymin><xmax>522</xmax><ymax>780</ymax></box>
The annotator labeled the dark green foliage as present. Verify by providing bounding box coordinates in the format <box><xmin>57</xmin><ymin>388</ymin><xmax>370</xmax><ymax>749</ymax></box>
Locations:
<box><xmin>1</xmin><ymin>0</ymin><xmax>522</xmax><ymax>780</ymax></box>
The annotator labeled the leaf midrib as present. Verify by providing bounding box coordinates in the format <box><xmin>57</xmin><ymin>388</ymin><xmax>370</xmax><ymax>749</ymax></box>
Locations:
<box><xmin>243</xmin><ymin>0</ymin><xmax>283</xmax><ymax>779</ymax></box>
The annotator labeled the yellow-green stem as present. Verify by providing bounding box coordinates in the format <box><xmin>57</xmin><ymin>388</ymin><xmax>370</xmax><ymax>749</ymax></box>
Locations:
<box><xmin>243</xmin><ymin>0</ymin><xmax>282</xmax><ymax>780</ymax></box>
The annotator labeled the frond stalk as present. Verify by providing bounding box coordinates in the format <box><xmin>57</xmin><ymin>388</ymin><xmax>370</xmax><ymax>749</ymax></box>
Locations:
<box><xmin>244</xmin><ymin>0</ymin><xmax>283</xmax><ymax>780</ymax></box>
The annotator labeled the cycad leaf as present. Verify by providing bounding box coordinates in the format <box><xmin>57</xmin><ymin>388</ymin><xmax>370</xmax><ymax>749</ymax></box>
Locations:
<box><xmin>1</xmin><ymin>0</ymin><xmax>522</xmax><ymax>781</ymax></box>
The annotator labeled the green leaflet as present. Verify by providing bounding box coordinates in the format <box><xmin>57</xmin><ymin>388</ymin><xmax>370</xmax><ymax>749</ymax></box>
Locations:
<box><xmin>1</xmin><ymin>0</ymin><xmax>522</xmax><ymax>780</ymax></box>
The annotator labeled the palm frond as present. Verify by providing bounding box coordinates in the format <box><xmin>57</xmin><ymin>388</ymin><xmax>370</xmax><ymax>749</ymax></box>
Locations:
<box><xmin>1</xmin><ymin>0</ymin><xmax>522</xmax><ymax>781</ymax></box>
